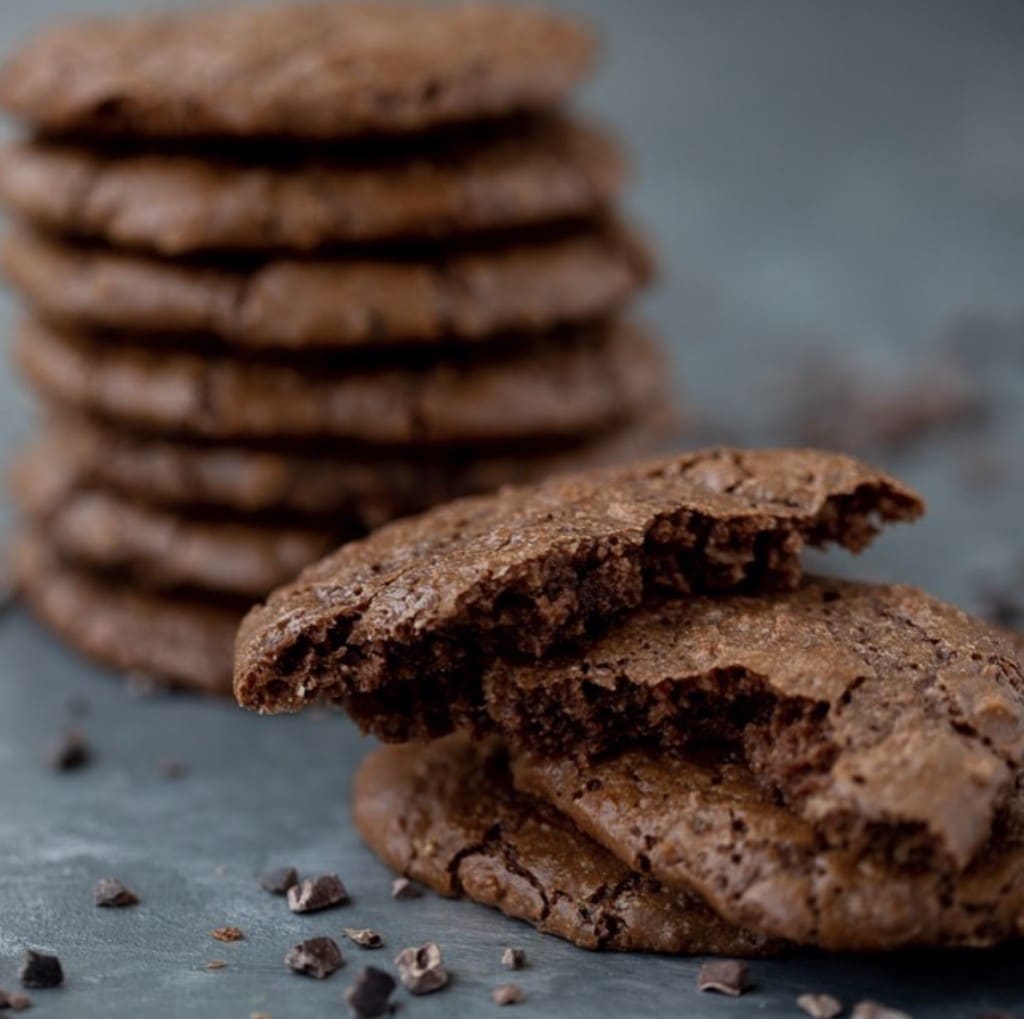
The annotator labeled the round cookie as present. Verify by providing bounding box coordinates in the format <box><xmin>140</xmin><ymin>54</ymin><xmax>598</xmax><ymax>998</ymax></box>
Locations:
<box><xmin>36</xmin><ymin>407</ymin><xmax>674</xmax><ymax>523</ymax></box>
<box><xmin>353</xmin><ymin>733</ymin><xmax>780</xmax><ymax>957</ymax></box>
<box><xmin>0</xmin><ymin>3</ymin><xmax>595</xmax><ymax>140</ymax></box>
<box><xmin>10</xmin><ymin>530</ymin><xmax>238</xmax><ymax>694</ymax></box>
<box><xmin>512</xmin><ymin>743</ymin><xmax>1024</xmax><ymax>951</ymax></box>
<box><xmin>1</xmin><ymin>221</ymin><xmax>650</xmax><ymax>349</ymax></box>
<box><xmin>0</xmin><ymin>117</ymin><xmax>624</xmax><ymax>254</ymax></box>
<box><xmin>11</xmin><ymin>449</ymin><xmax>343</xmax><ymax>601</ymax></box>
<box><xmin>234</xmin><ymin>448</ymin><xmax>922</xmax><ymax>720</ymax></box>
<box><xmin>15</xmin><ymin>317</ymin><xmax>666</xmax><ymax>443</ymax></box>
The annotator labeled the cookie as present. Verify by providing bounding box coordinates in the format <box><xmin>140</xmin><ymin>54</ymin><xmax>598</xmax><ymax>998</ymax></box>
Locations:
<box><xmin>10</xmin><ymin>530</ymin><xmax>237</xmax><ymax>693</ymax></box>
<box><xmin>0</xmin><ymin>3</ymin><xmax>595</xmax><ymax>139</ymax></box>
<box><xmin>36</xmin><ymin>407</ymin><xmax>674</xmax><ymax>523</ymax></box>
<box><xmin>234</xmin><ymin>448</ymin><xmax>923</xmax><ymax>720</ymax></box>
<box><xmin>15</xmin><ymin>317</ymin><xmax>665</xmax><ymax>443</ymax></box>
<box><xmin>513</xmin><ymin>740</ymin><xmax>1024</xmax><ymax>951</ymax></box>
<box><xmin>353</xmin><ymin>733</ymin><xmax>780</xmax><ymax>956</ymax></box>
<box><xmin>1</xmin><ymin>221</ymin><xmax>650</xmax><ymax>349</ymax></box>
<box><xmin>11</xmin><ymin>449</ymin><xmax>342</xmax><ymax>600</ymax></box>
<box><xmin>0</xmin><ymin>117</ymin><xmax>623</xmax><ymax>254</ymax></box>
<box><xmin>501</xmin><ymin>577</ymin><xmax>1024</xmax><ymax>873</ymax></box>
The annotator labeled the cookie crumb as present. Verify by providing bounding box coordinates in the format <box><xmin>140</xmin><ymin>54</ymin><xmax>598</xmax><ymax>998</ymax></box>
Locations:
<box><xmin>0</xmin><ymin>989</ymin><xmax>32</xmax><ymax>1010</ymax></box>
<box><xmin>48</xmin><ymin>729</ymin><xmax>91</xmax><ymax>771</ymax></box>
<box><xmin>395</xmin><ymin>942</ymin><xmax>449</xmax><ymax>995</ymax></box>
<box><xmin>93</xmin><ymin>878</ymin><xmax>139</xmax><ymax>908</ymax></box>
<box><xmin>344</xmin><ymin>927</ymin><xmax>383</xmax><ymax>949</ymax></box>
<box><xmin>493</xmin><ymin>983</ymin><xmax>524</xmax><ymax>1006</ymax></box>
<box><xmin>287</xmin><ymin>874</ymin><xmax>348</xmax><ymax>913</ymax></box>
<box><xmin>798</xmin><ymin>993</ymin><xmax>843</xmax><ymax>1019</ymax></box>
<box><xmin>211</xmin><ymin>926</ymin><xmax>244</xmax><ymax>943</ymax></box>
<box><xmin>391</xmin><ymin>876</ymin><xmax>422</xmax><ymax>900</ymax></box>
<box><xmin>206</xmin><ymin>960</ymin><xmax>227</xmax><ymax>971</ymax></box>
<box><xmin>501</xmin><ymin>947</ymin><xmax>526</xmax><ymax>970</ymax></box>
<box><xmin>346</xmin><ymin>967</ymin><xmax>395</xmax><ymax>1018</ymax></box>
<box><xmin>852</xmin><ymin>1002</ymin><xmax>913</xmax><ymax>1019</ymax></box>
<box><xmin>259</xmin><ymin>866</ymin><xmax>297</xmax><ymax>895</ymax></box>
<box><xmin>697</xmin><ymin>959</ymin><xmax>750</xmax><ymax>997</ymax></box>
<box><xmin>285</xmin><ymin>936</ymin><xmax>344</xmax><ymax>979</ymax></box>
<box><xmin>19</xmin><ymin>950</ymin><xmax>63</xmax><ymax>989</ymax></box>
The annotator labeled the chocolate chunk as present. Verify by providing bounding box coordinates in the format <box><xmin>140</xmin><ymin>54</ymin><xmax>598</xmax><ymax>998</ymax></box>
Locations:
<box><xmin>394</xmin><ymin>943</ymin><xmax>449</xmax><ymax>995</ymax></box>
<box><xmin>493</xmin><ymin>984</ymin><xmax>524</xmax><ymax>1006</ymax></box>
<box><xmin>285</xmin><ymin>936</ymin><xmax>344</xmax><ymax>979</ymax></box>
<box><xmin>211</xmin><ymin>926</ymin><xmax>244</xmax><ymax>942</ymax></box>
<box><xmin>259</xmin><ymin>866</ymin><xmax>298</xmax><ymax>896</ymax></box>
<box><xmin>18</xmin><ymin>949</ymin><xmax>62</xmax><ymax>989</ymax></box>
<box><xmin>344</xmin><ymin>928</ymin><xmax>383</xmax><ymax>949</ymax></box>
<box><xmin>287</xmin><ymin>874</ymin><xmax>348</xmax><ymax>913</ymax></box>
<box><xmin>391</xmin><ymin>876</ymin><xmax>422</xmax><ymax>900</ymax></box>
<box><xmin>697</xmin><ymin>960</ymin><xmax>750</xmax><ymax>997</ymax></box>
<box><xmin>47</xmin><ymin>729</ymin><xmax>90</xmax><ymax>771</ymax></box>
<box><xmin>798</xmin><ymin>994</ymin><xmax>844</xmax><ymax>1019</ymax></box>
<box><xmin>851</xmin><ymin>1003</ymin><xmax>913</xmax><ymax>1019</ymax></box>
<box><xmin>205</xmin><ymin>960</ymin><xmax>226</xmax><ymax>971</ymax></box>
<box><xmin>501</xmin><ymin>947</ymin><xmax>526</xmax><ymax>970</ymax></box>
<box><xmin>0</xmin><ymin>989</ymin><xmax>32</xmax><ymax>1010</ymax></box>
<box><xmin>346</xmin><ymin>967</ymin><xmax>395</xmax><ymax>1018</ymax></box>
<box><xmin>93</xmin><ymin>878</ymin><xmax>139</xmax><ymax>907</ymax></box>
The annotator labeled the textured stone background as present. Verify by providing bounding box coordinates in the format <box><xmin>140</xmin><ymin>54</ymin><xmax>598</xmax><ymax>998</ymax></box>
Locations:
<box><xmin>0</xmin><ymin>2</ymin><xmax>1022</xmax><ymax>1017</ymax></box>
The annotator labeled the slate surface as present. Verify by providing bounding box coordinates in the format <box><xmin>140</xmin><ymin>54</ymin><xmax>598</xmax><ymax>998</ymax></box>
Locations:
<box><xmin>0</xmin><ymin>2</ymin><xmax>1023</xmax><ymax>1017</ymax></box>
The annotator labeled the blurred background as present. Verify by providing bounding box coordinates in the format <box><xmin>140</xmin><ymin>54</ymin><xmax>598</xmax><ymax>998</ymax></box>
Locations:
<box><xmin>1</xmin><ymin>0</ymin><xmax>1022</xmax><ymax>608</ymax></box>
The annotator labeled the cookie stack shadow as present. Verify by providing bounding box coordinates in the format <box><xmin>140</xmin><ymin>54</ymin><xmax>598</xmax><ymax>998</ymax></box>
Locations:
<box><xmin>236</xmin><ymin>449</ymin><xmax>1024</xmax><ymax>955</ymax></box>
<box><xmin>0</xmin><ymin>2</ymin><xmax>673</xmax><ymax>693</ymax></box>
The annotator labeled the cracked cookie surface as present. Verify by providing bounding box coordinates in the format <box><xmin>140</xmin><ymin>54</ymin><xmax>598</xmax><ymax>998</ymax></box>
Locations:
<box><xmin>353</xmin><ymin>733</ymin><xmax>780</xmax><ymax>955</ymax></box>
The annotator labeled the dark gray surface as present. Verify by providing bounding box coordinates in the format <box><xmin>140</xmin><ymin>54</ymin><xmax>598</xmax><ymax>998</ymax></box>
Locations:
<box><xmin>1</xmin><ymin>2</ymin><xmax>1023</xmax><ymax>1017</ymax></box>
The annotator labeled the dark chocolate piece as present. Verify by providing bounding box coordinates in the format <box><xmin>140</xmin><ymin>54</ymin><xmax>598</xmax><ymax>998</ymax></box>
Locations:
<box><xmin>19</xmin><ymin>949</ymin><xmax>62</xmax><ymax>989</ymax></box>
<box><xmin>287</xmin><ymin>874</ymin><xmax>348</xmax><ymax>913</ymax></box>
<box><xmin>285</xmin><ymin>937</ymin><xmax>344</xmax><ymax>980</ymax></box>
<box><xmin>394</xmin><ymin>943</ymin><xmax>449</xmax><ymax>995</ymax></box>
<box><xmin>697</xmin><ymin>960</ymin><xmax>750</xmax><ymax>997</ymax></box>
<box><xmin>345</xmin><ymin>967</ymin><xmax>395</xmax><ymax>1019</ymax></box>
<box><xmin>93</xmin><ymin>878</ymin><xmax>139</xmax><ymax>908</ymax></box>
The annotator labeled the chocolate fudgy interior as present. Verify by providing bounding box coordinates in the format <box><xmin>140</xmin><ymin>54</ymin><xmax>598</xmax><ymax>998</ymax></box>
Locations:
<box><xmin>235</xmin><ymin>448</ymin><xmax>923</xmax><ymax>732</ymax></box>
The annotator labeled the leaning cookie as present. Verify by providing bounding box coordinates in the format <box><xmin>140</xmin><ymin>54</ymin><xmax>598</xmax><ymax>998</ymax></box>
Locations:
<box><xmin>235</xmin><ymin>448</ymin><xmax>922</xmax><ymax>721</ymax></box>
<box><xmin>35</xmin><ymin>406</ymin><xmax>674</xmax><ymax>522</ymax></box>
<box><xmin>10</xmin><ymin>530</ymin><xmax>237</xmax><ymax>693</ymax></box>
<box><xmin>1</xmin><ymin>220</ymin><xmax>649</xmax><ymax>349</ymax></box>
<box><xmin>513</xmin><ymin>738</ymin><xmax>1024</xmax><ymax>951</ymax></box>
<box><xmin>0</xmin><ymin>117</ymin><xmax>624</xmax><ymax>254</ymax></box>
<box><xmin>15</xmin><ymin>317</ymin><xmax>665</xmax><ymax>443</ymax></box>
<box><xmin>0</xmin><ymin>3</ymin><xmax>596</xmax><ymax>139</ymax></box>
<box><xmin>353</xmin><ymin>734</ymin><xmax>781</xmax><ymax>957</ymax></box>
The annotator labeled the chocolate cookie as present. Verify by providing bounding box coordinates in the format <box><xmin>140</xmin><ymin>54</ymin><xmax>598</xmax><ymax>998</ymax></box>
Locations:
<box><xmin>513</xmin><ymin>741</ymin><xmax>1024</xmax><ymax>950</ymax></box>
<box><xmin>0</xmin><ymin>117</ymin><xmax>623</xmax><ymax>254</ymax></box>
<box><xmin>10</xmin><ymin>530</ymin><xmax>237</xmax><ymax>693</ymax></box>
<box><xmin>0</xmin><ymin>3</ymin><xmax>595</xmax><ymax>139</ymax></box>
<box><xmin>234</xmin><ymin>448</ymin><xmax>922</xmax><ymax>720</ymax></box>
<box><xmin>36</xmin><ymin>407</ymin><xmax>673</xmax><ymax>523</ymax></box>
<box><xmin>501</xmin><ymin>577</ymin><xmax>1024</xmax><ymax>874</ymax></box>
<box><xmin>15</xmin><ymin>317</ymin><xmax>665</xmax><ymax>443</ymax></box>
<box><xmin>1</xmin><ymin>221</ymin><xmax>649</xmax><ymax>349</ymax></box>
<box><xmin>11</xmin><ymin>449</ymin><xmax>341</xmax><ymax>600</ymax></box>
<box><xmin>353</xmin><ymin>733</ymin><xmax>779</xmax><ymax>956</ymax></box>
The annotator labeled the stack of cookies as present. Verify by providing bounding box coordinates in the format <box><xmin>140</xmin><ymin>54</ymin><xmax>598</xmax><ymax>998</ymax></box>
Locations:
<box><xmin>236</xmin><ymin>448</ymin><xmax>1024</xmax><ymax>955</ymax></box>
<box><xmin>0</xmin><ymin>2</ymin><xmax>669</xmax><ymax>693</ymax></box>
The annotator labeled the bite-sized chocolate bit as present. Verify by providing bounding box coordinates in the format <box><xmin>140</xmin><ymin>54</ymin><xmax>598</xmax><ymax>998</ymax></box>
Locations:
<box><xmin>0</xmin><ymin>988</ymin><xmax>32</xmax><ymax>1010</ymax></box>
<box><xmin>159</xmin><ymin>760</ymin><xmax>187</xmax><ymax>780</ymax></box>
<box><xmin>346</xmin><ymin>967</ymin><xmax>395</xmax><ymax>1019</ymax></box>
<box><xmin>259</xmin><ymin>866</ymin><xmax>298</xmax><ymax>896</ymax></box>
<box><xmin>93</xmin><ymin>877</ymin><xmax>139</xmax><ymax>907</ymax></box>
<box><xmin>47</xmin><ymin>728</ymin><xmax>91</xmax><ymax>771</ymax></box>
<box><xmin>285</xmin><ymin>936</ymin><xmax>344</xmax><ymax>980</ymax></box>
<box><xmin>205</xmin><ymin>960</ymin><xmax>226</xmax><ymax>971</ymax></box>
<box><xmin>210</xmin><ymin>926</ymin><xmax>244</xmax><ymax>943</ymax></box>
<box><xmin>501</xmin><ymin>947</ymin><xmax>526</xmax><ymax>970</ymax></box>
<box><xmin>19</xmin><ymin>949</ymin><xmax>63</xmax><ymax>989</ymax></box>
<box><xmin>344</xmin><ymin>928</ymin><xmax>383</xmax><ymax>949</ymax></box>
<box><xmin>394</xmin><ymin>942</ymin><xmax>450</xmax><ymax>995</ymax></box>
<box><xmin>697</xmin><ymin>960</ymin><xmax>750</xmax><ymax>997</ymax></box>
<box><xmin>287</xmin><ymin>874</ymin><xmax>348</xmax><ymax>913</ymax></box>
<box><xmin>798</xmin><ymin>993</ymin><xmax>843</xmax><ymax>1019</ymax></box>
<box><xmin>851</xmin><ymin>1003</ymin><xmax>913</xmax><ymax>1019</ymax></box>
<box><xmin>391</xmin><ymin>876</ymin><xmax>422</xmax><ymax>900</ymax></box>
<box><xmin>493</xmin><ymin>984</ymin><xmax>524</xmax><ymax>1006</ymax></box>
